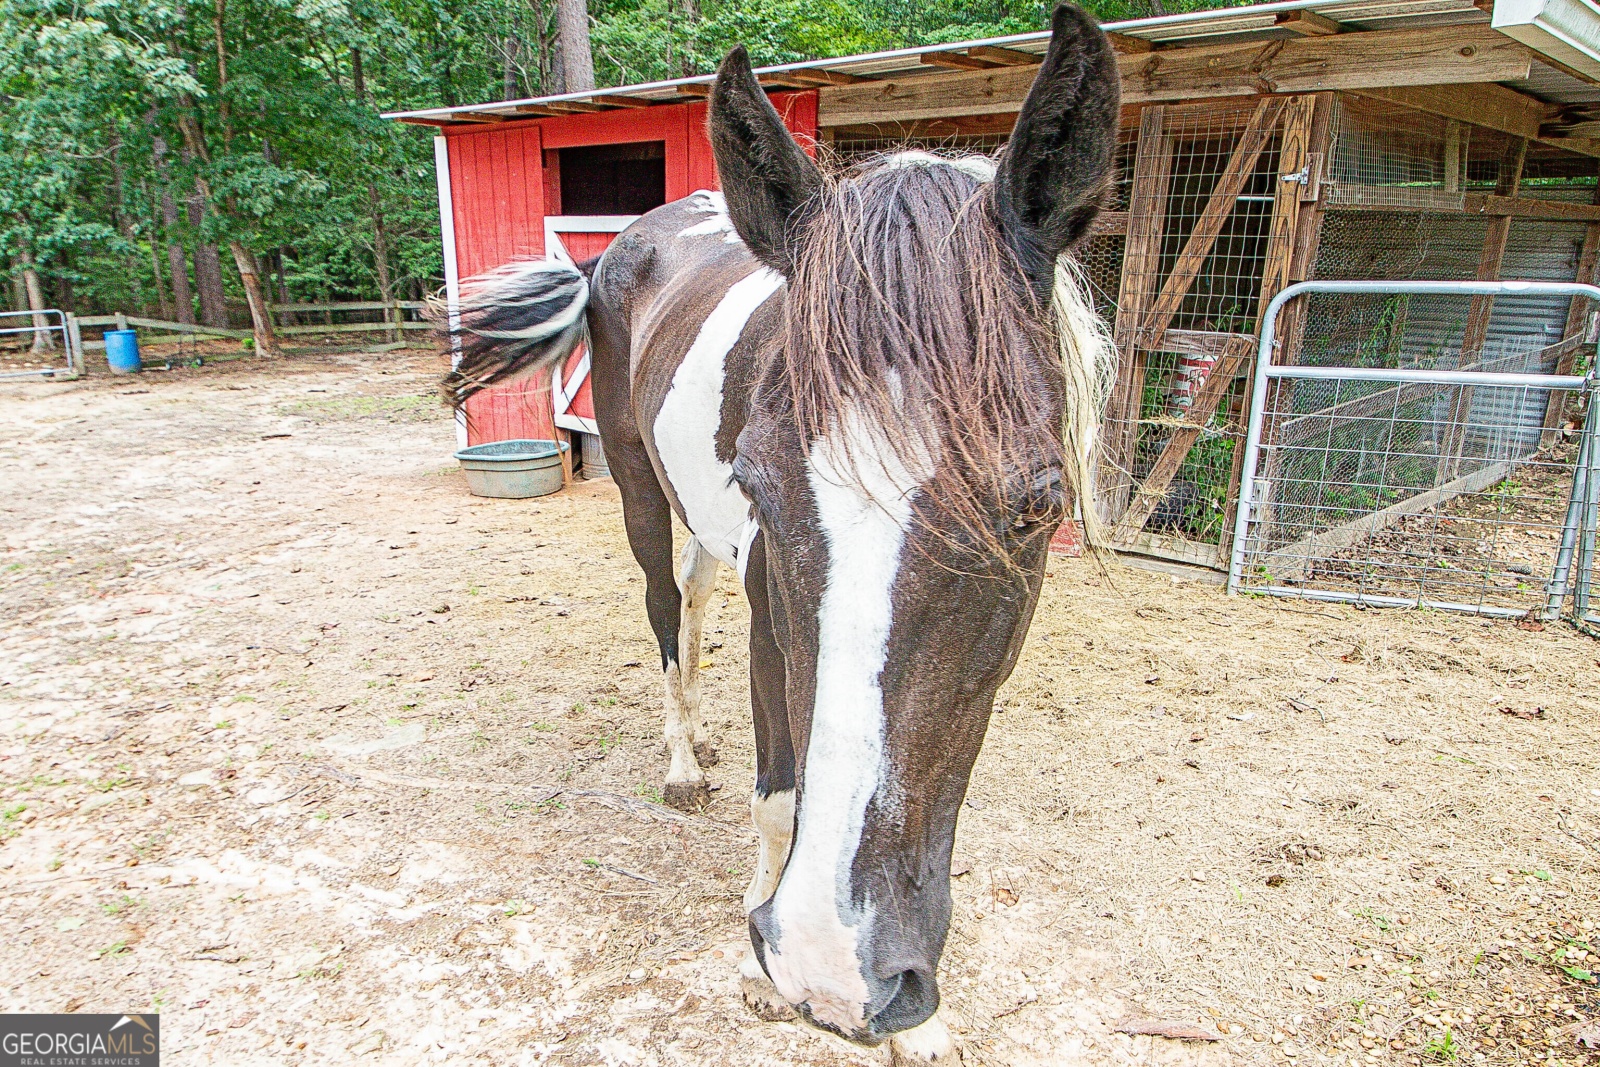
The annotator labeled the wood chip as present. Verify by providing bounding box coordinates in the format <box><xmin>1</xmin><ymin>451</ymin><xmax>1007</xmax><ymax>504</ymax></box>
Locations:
<box><xmin>1113</xmin><ymin>1018</ymin><xmax>1220</xmax><ymax>1041</ymax></box>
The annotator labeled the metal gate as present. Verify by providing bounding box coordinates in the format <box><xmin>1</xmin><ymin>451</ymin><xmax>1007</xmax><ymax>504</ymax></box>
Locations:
<box><xmin>1227</xmin><ymin>280</ymin><xmax>1599</xmax><ymax>627</ymax></box>
<box><xmin>0</xmin><ymin>308</ymin><xmax>83</xmax><ymax>380</ymax></box>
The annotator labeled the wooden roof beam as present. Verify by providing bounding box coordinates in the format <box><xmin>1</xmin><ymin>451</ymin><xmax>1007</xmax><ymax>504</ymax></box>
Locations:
<box><xmin>1106</xmin><ymin>32</ymin><xmax>1157</xmax><ymax>53</ymax></box>
<box><xmin>819</xmin><ymin>25</ymin><xmax>1533</xmax><ymax>127</ymax></box>
<box><xmin>966</xmin><ymin>45</ymin><xmax>1041</xmax><ymax>66</ymax></box>
<box><xmin>1275</xmin><ymin>10</ymin><xmax>1343</xmax><ymax>36</ymax></box>
<box><xmin>921</xmin><ymin>51</ymin><xmax>1000</xmax><ymax>71</ymax></box>
<box><xmin>589</xmin><ymin>94</ymin><xmax>654</xmax><ymax>108</ymax></box>
<box><xmin>539</xmin><ymin>100</ymin><xmax>607</xmax><ymax>114</ymax></box>
<box><xmin>780</xmin><ymin>68</ymin><xmax>868</xmax><ymax>87</ymax></box>
<box><xmin>676</xmin><ymin>83</ymin><xmax>712</xmax><ymax>98</ymax></box>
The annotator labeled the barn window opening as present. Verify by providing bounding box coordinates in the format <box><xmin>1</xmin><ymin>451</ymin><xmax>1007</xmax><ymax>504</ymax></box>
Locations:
<box><xmin>558</xmin><ymin>141</ymin><xmax>667</xmax><ymax>215</ymax></box>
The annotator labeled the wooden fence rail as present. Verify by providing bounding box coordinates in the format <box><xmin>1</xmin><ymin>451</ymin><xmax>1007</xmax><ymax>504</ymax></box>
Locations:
<box><xmin>75</xmin><ymin>301</ymin><xmax>432</xmax><ymax>350</ymax></box>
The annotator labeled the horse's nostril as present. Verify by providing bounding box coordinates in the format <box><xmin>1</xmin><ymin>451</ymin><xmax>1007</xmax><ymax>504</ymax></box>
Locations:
<box><xmin>868</xmin><ymin>969</ymin><xmax>938</xmax><ymax>1036</ymax></box>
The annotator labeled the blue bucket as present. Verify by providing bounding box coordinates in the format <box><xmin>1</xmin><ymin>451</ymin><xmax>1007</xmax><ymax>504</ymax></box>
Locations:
<box><xmin>104</xmin><ymin>329</ymin><xmax>142</xmax><ymax>374</ymax></box>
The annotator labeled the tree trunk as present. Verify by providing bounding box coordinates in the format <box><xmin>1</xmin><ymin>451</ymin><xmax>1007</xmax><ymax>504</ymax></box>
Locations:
<box><xmin>164</xmin><ymin>190</ymin><xmax>197</xmax><ymax>326</ymax></box>
<box><xmin>149</xmin><ymin>227</ymin><xmax>172</xmax><ymax>320</ymax></box>
<box><xmin>186</xmin><ymin>184</ymin><xmax>230</xmax><ymax>328</ymax></box>
<box><xmin>367</xmin><ymin>182</ymin><xmax>398</xmax><ymax>342</ymax></box>
<box><xmin>153</xmin><ymin>136</ymin><xmax>196</xmax><ymax>324</ymax></box>
<box><xmin>228</xmin><ymin>241</ymin><xmax>279</xmax><ymax>357</ymax></box>
<box><xmin>555</xmin><ymin>0</ymin><xmax>594</xmax><ymax>92</ymax></box>
<box><xmin>17</xmin><ymin>247</ymin><xmax>55</xmax><ymax>353</ymax></box>
<box><xmin>272</xmin><ymin>249</ymin><xmax>295</xmax><ymax>326</ymax></box>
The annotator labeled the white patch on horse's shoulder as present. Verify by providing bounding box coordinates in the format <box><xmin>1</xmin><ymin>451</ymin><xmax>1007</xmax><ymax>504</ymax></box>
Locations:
<box><xmin>679</xmin><ymin>190</ymin><xmax>742</xmax><ymax>243</ymax></box>
<box><xmin>761</xmin><ymin>403</ymin><xmax>921</xmax><ymax>1035</ymax></box>
<box><xmin>653</xmin><ymin>268</ymin><xmax>782</xmax><ymax>569</ymax></box>
<box><xmin>881</xmin><ymin>150</ymin><xmax>996</xmax><ymax>183</ymax></box>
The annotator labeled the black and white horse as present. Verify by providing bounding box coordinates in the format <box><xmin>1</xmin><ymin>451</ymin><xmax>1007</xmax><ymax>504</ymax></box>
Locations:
<box><xmin>443</xmin><ymin>6</ymin><xmax>1119</xmax><ymax>1058</ymax></box>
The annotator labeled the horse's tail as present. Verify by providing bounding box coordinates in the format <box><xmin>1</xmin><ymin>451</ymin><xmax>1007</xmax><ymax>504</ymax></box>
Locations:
<box><xmin>1051</xmin><ymin>255</ymin><xmax>1117</xmax><ymax>551</ymax></box>
<box><xmin>437</xmin><ymin>257</ymin><xmax>595</xmax><ymax>410</ymax></box>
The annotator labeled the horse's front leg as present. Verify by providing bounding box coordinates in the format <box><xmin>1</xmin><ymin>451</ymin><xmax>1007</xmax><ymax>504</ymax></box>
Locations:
<box><xmin>662</xmin><ymin>536</ymin><xmax>719</xmax><ymax>810</ymax></box>
<box><xmin>736</xmin><ymin>535</ymin><xmax>798</xmax><ymax>1020</ymax></box>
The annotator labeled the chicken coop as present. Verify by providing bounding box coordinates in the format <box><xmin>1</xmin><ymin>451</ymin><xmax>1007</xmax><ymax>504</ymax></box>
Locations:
<box><xmin>390</xmin><ymin>0</ymin><xmax>1600</xmax><ymax>599</ymax></box>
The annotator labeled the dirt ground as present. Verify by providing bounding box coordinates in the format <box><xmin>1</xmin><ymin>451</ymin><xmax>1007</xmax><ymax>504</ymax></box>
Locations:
<box><xmin>2</xmin><ymin>350</ymin><xmax>1598</xmax><ymax>1067</ymax></box>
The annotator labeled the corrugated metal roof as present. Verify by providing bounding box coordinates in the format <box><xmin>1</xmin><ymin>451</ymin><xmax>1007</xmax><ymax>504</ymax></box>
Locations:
<box><xmin>382</xmin><ymin>0</ymin><xmax>1598</xmax><ymax>123</ymax></box>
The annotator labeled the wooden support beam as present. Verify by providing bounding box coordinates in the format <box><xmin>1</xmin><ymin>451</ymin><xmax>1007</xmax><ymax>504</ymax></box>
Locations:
<box><xmin>444</xmin><ymin>112</ymin><xmax>512</xmax><ymax>123</ymax></box>
<box><xmin>818</xmin><ymin>25</ymin><xmax>1532</xmax><ymax>127</ymax></box>
<box><xmin>589</xmin><ymin>94</ymin><xmax>654</xmax><ymax>108</ymax></box>
<box><xmin>920</xmin><ymin>51</ymin><xmax>999</xmax><ymax>71</ymax></box>
<box><xmin>1465</xmin><ymin>193</ymin><xmax>1600</xmax><ymax>221</ymax></box>
<box><xmin>1350</xmin><ymin>83</ymin><xmax>1554</xmax><ymax>142</ymax></box>
<box><xmin>1461</xmin><ymin>138</ymin><xmax>1529</xmax><ymax>360</ymax></box>
<box><xmin>1443</xmin><ymin>135</ymin><xmax>1528</xmax><ymax>481</ymax></box>
<box><xmin>1544</xmin><ymin>174</ymin><xmax>1600</xmax><ymax>445</ymax></box>
<box><xmin>1111</xmin><ymin>336</ymin><xmax>1256</xmax><ymax>543</ymax></box>
<box><xmin>1229</xmin><ymin>92</ymin><xmax>1337</xmax><ymax>551</ymax></box>
<box><xmin>966</xmin><ymin>45</ymin><xmax>1041</xmax><ymax>66</ymax></box>
<box><xmin>780</xmin><ymin>68</ymin><xmax>868</xmax><ymax>87</ymax></box>
<box><xmin>1260</xmin><ymin>94</ymin><xmax>1319</xmax><ymax>308</ymax></box>
<box><xmin>1106</xmin><ymin>32</ymin><xmax>1156</xmax><ymax>53</ymax></box>
<box><xmin>540</xmin><ymin>100</ymin><xmax>607</xmax><ymax>113</ymax></box>
<box><xmin>1275</xmin><ymin>10</ymin><xmax>1342</xmax><ymax>35</ymax></box>
<box><xmin>1137</xmin><ymin>97</ymin><xmax>1286</xmax><ymax>349</ymax></box>
<box><xmin>1100</xmin><ymin>106</ymin><xmax>1176</xmax><ymax>525</ymax></box>
<box><xmin>676</xmin><ymin>83</ymin><xmax>712</xmax><ymax>98</ymax></box>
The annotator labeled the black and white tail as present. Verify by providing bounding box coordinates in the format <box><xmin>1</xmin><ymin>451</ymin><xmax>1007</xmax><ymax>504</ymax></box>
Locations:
<box><xmin>438</xmin><ymin>258</ymin><xmax>592</xmax><ymax>410</ymax></box>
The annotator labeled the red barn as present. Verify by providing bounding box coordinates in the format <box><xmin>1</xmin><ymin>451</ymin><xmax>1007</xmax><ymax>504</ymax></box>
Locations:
<box><xmin>413</xmin><ymin>92</ymin><xmax>817</xmax><ymax>456</ymax></box>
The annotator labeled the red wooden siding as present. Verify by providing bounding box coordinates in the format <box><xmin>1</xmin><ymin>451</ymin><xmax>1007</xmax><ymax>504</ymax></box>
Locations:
<box><xmin>553</xmin><ymin>230</ymin><xmax>624</xmax><ymax>427</ymax></box>
<box><xmin>443</xmin><ymin>94</ymin><xmax>818</xmax><ymax>446</ymax></box>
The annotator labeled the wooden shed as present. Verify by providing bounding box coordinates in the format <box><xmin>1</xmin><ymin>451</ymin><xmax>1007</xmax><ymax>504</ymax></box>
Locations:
<box><xmin>389</xmin><ymin>0</ymin><xmax>1600</xmax><ymax>571</ymax></box>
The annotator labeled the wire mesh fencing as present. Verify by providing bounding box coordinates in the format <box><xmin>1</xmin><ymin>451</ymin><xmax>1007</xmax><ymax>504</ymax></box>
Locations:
<box><xmin>1098</xmin><ymin>99</ymin><xmax>1284</xmax><ymax>553</ymax></box>
<box><xmin>1230</xmin><ymin>281</ymin><xmax>1599</xmax><ymax>625</ymax></box>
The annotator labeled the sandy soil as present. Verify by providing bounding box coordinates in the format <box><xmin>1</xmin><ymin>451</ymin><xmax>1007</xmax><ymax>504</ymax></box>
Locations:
<box><xmin>2</xmin><ymin>351</ymin><xmax>1597</xmax><ymax>1067</ymax></box>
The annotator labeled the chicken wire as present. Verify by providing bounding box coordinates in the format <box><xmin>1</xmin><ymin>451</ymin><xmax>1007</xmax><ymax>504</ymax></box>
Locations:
<box><xmin>1230</xmin><ymin>281</ymin><xmax>1599</xmax><ymax>624</ymax></box>
<box><xmin>1099</xmin><ymin>100</ymin><xmax>1281</xmax><ymax>549</ymax></box>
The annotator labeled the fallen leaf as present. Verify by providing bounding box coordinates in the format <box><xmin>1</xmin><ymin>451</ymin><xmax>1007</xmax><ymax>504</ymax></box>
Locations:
<box><xmin>1577</xmin><ymin>1021</ymin><xmax>1600</xmax><ymax>1050</ymax></box>
<box><xmin>1498</xmin><ymin>706</ymin><xmax>1546</xmax><ymax>721</ymax></box>
<box><xmin>991</xmin><ymin>885</ymin><xmax>1019</xmax><ymax>907</ymax></box>
<box><xmin>1114</xmin><ymin>1018</ymin><xmax>1220</xmax><ymax>1042</ymax></box>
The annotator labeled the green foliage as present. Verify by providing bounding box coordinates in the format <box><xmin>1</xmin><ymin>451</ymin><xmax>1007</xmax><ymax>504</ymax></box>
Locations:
<box><xmin>2</xmin><ymin>0</ymin><xmax>1242</xmax><ymax>315</ymax></box>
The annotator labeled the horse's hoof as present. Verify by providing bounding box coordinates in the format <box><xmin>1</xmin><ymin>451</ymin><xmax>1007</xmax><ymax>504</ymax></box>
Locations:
<box><xmin>662</xmin><ymin>780</ymin><xmax>710</xmax><ymax>812</ymax></box>
<box><xmin>889</xmin><ymin>1016</ymin><xmax>960</xmax><ymax>1066</ymax></box>
<box><xmin>741</xmin><ymin>972</ymin><xmax>798</xmax><ymax>1022</ymax></box>
<box><xmin>693</xmin><ymin>741</ymin><xmax>719</xmax><ymax>767</ymax></box>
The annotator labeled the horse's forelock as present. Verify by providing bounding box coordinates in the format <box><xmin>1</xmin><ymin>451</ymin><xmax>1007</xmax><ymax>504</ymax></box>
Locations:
<box><xmin>780</xmin><ymin>151</ymin><xmax>1081</xmax><ymax>566</ymax></box>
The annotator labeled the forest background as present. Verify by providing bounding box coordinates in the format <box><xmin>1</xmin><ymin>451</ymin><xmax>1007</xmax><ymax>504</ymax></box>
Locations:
<box><xmin>0</xmin><ymin>0</ymin><xmax>1233</xmax><ymax>349</ymax></box>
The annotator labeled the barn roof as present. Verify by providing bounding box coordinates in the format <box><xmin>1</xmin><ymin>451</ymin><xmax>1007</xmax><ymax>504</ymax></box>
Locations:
<box><xmin>383</xmin><ymin>0</ymin><xmax>1600</xmax><ymax>126</ymax></box>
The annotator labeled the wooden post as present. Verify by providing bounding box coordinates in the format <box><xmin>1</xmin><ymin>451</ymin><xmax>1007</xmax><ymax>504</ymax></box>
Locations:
<box><xmin>1442</xmin><ymin>135</ymin><xmax>1527</xmax><ymax>478</ymax></box>
<box><xmin>1542</xmin><ymin>172</ymin><xmax>1600</xmax><ymax>447</ymax></box>
<box><xmin>1101</xmin><ymin>105</ymin><xmax>1174</xmax><ymax>524</ymax></box>
<box><xmin>1231</xmin><ymin>92</ymin><xmax>1337</xmax><ymax>552</ymax></box>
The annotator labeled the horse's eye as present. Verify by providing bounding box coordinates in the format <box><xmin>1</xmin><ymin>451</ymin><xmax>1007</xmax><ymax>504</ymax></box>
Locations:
<box><xmin>1009</xmin><ymin>468</ymin><xmax>1066</xmax><ymax>530</ymax></box>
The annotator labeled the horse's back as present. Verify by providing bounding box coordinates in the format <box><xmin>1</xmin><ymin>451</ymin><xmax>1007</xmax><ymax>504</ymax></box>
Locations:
<box><xmin>588</xmin><ymin>191</ymin><xmax>783</xmax><ymax>571</ymax></box>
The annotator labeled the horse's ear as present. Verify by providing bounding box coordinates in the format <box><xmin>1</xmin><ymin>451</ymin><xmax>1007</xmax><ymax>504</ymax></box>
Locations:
<box><xmin>709</xmin><ymin>46</ymin><xmax>824</xmax><ymax>276</ymax></box>
<box><xmin>991</xmin><ymin>3</ymin><xmax>1120</xmax><ymax>291</ymax></box>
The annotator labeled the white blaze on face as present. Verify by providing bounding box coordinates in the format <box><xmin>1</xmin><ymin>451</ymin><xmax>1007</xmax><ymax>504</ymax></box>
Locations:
<box><xmin>762</xmin><ymin>406</ymin><xmax>922</xmax><ymax>1034</ymax></box>
<box><xmin>654</xmin><ymin>268</ymin><xmax>783</xmax><ymax>569</ymax></box>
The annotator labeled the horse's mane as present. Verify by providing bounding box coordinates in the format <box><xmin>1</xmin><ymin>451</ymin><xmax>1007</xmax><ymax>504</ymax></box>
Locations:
<box><xmin>777</xmin><ymin>149</ymin><xmax>1114</xmax><ymax>564</ymax></box>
